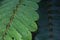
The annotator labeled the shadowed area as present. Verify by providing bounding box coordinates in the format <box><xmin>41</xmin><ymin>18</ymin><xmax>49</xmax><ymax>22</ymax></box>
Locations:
<box><xmin>35</xmin><ymin>0</ymin><xmax>60</xmax><ymax>40</ymax></box>
<box><xmin>0</xmin><ymin>0</ymin><xmax>4</xmax><ymax>2</ymax></box>
<box><xmin>0</xmin><ymin>0</ymin><xmax>4</xmax><ymax>6</ymax></box>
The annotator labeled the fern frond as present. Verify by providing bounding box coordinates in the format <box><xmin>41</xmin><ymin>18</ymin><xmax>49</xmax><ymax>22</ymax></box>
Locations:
<box><xmin>0</xmin><ymin>0</ymin><xmax>40</xmax><ymax>40</ymax></box>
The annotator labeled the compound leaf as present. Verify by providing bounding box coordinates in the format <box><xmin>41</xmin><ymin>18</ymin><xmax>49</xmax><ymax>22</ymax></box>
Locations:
<box><xmin>0</xmin><ymin>0</ymin><xmax>40</xmax><ymax>40</ymax></box>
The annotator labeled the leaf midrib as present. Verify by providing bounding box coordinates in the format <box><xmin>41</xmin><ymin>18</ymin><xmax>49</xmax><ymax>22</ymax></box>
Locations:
<box><xmin>2</xmin><ymin>0</ymin><xmax>21</xmax><ymax>40</ymax></box>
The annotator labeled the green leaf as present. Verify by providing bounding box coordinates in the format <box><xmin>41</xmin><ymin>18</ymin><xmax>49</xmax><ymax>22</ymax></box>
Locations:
<box><xmin>21</xmin><ymin>0</ymin><xmax>40</xmax><ymax>2</ymax></box>
<box><xmin>0</xmin><ymin>0</ymin><xmax>39</xmax><ymax>40</ymax></box>
<box><xmin>22</xmin><ymin>1</ymin><xmax>39</xmax><ymax>10</ymax></box>
<box><xmin>4</xmin><ymin>35</ymin><xmax>12</xmax><ymax>40</ymax></box>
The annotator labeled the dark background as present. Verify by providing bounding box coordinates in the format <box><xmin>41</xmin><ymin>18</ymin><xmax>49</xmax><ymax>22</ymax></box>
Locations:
<box><xmin>33</xmin><ymin>0</ymin><xmax>60</xmax><ymax>40</ymax></box>
<box><xmin>0</xmin><ymin>0</ymin><xmax>60</xmax><ymax>40</ymax></box>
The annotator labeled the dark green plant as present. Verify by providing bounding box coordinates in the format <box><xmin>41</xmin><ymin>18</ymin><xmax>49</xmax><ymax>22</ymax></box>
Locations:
<box><xmin>0</xmin><ymin>0</ymin><xmax>40</xmax><ymax>40</ymax></box>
